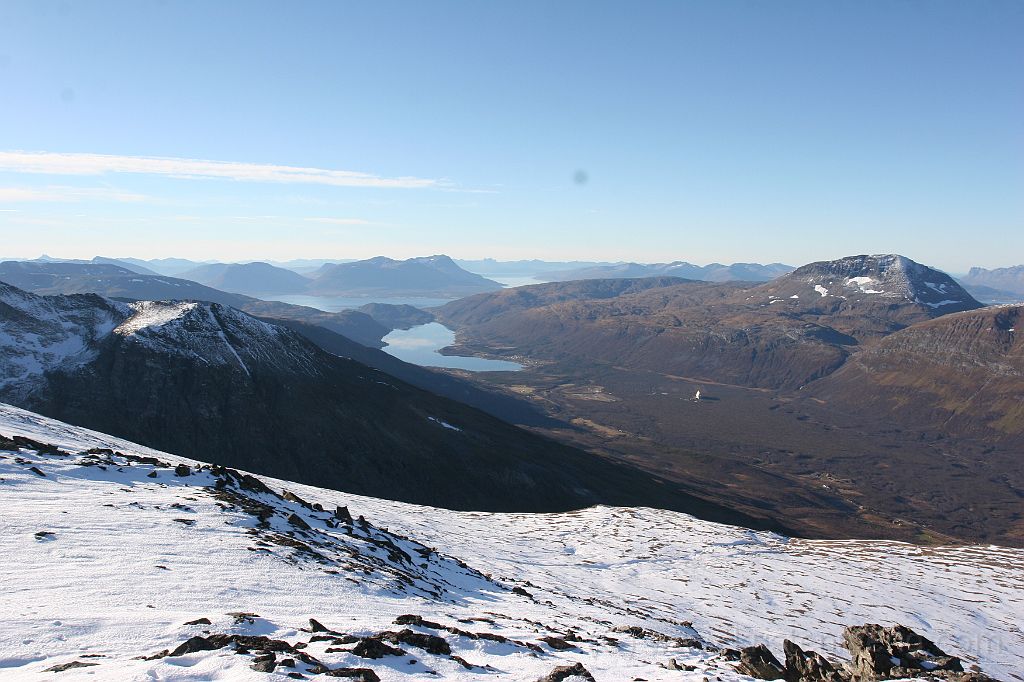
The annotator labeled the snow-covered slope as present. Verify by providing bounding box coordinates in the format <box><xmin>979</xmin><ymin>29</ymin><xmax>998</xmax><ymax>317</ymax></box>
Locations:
<box><xmin>0</xmin><ymin>284</ymin><xmax>124</xmax><ymax>394</ymax></box>
<box><xmin>1</xmin><ymin>403</ymin><xmax>1020</xmax><ymax>681</ymax></box>
<box><xmin>757</xmin><ymin>254</ymin><xmax>979</xmax><ymax>312</ymax></box>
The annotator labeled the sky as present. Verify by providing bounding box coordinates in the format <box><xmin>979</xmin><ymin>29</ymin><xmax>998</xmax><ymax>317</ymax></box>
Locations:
<box><xmin>0</xmin><ymin>0</ymin><xmax>1021</xmax><ymax>271</ymax></box>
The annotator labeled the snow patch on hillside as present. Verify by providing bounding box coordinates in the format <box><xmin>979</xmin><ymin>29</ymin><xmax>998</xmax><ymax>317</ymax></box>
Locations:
<box><xmin>0</xmin><ymin>404</ymin><xmax>1021</xmax><ymax>681</ymax></box>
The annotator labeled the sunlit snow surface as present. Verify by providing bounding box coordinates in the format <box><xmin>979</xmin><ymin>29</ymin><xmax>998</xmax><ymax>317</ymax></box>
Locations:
<box><xmin>1</xmin><ymin>403</ymin><xmax>1021</xmax><ymax>681</ymax></box>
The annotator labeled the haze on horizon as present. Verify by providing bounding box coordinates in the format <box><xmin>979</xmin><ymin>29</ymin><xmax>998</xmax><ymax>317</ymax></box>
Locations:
<box><xmin>0</xmin><ymin>1</ymin><xmax>1021</xmax><ymax>271</ymax></box>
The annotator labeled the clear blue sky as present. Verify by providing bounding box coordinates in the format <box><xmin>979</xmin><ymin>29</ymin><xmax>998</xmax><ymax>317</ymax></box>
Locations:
<box><xmin>0</xmin><ymin>0</ymin><xmax>1021</xmax><ymax>270</ymax></box>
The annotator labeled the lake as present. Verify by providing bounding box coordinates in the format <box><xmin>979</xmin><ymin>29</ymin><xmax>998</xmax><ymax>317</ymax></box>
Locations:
<box><xmin>382</xmin><ymin>323</ymin><xmax>523</xmax><ymax>372</ymax></box>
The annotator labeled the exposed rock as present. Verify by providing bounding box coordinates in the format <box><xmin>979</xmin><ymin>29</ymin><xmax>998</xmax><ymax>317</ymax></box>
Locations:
<box><xmin>287</xmin><ymin>513</ymin><xmax>311</xmax><ymax>530</ymax></box>
<box><xmin>539</xmin><ymin>635</ymin><xmax>576</xmax><ymax>650</ymax></box>
<box><xmin>283</xmin><ymin>490</ymin><xmax>311</xmax><ymax>508</ymax></box>
<box><xmin>536</xmin><ymin>661</ymin><xmax>597</xmax><ymax>682</ymax></box>
<box><xmin>351</xmin><ymin>638</ymin><xmax>405</xmax><ymax>659</ymax></box>
<box><xmin>783</xmin><ymin>639</ymin><xmax>845</xmax><ymax>682</ymax></box>
<box><xmin>736</xmin><ymin>644</ymin><xmax>786</xmax><ymax>680</ymax></box>
<box><xmin>309</xmin><ymin>618</ymin><xmax>336</xmax><ymax>633</ymax></box>
<box><xmin>382</xmin><ymin>629</ymin><xmax>451</xmax><ymax>655</ymax></box>
<box><xmin>29</xmin><ymin>466</ymin><xmax>46</xmax><ymax>477</ymax></box>
<box><xmin>334</xmin><ymin>506</ymin><xmax>353</xmax><ymax>524</ymax></box>
<box><xmin>184</xmin><ymin>617</ymin><xmax>211</xmax><ymax>625</ymax></box>
<box><xmin>394</xmin><ymin>614</ymin><xmax>442</xmax><ymax>629</ymax></box>
<box><xmin>44</xmin><ymin>660</ymin><xmax>99</xmax><ymax>672</ymax></box>
<box><xmin>323</xmin><ymin>668</ymin><xmax>380</xmax><ymax>681</ymax></box>
<box><xmin>842</xmin><ymin>624</ymin><xmax>962</xmax><ymax>679</ymax></box>
<box><xmin>173</xmin><ymin>464</ymin><xmax>191</xmax><ymax>477</ymax></box>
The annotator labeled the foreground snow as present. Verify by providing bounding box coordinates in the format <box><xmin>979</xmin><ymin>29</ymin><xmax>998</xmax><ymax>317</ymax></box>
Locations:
<box><xmin>1</xmin><ymin>403</ymin><xmax>1021</xmax><ymax>681</ymax></box>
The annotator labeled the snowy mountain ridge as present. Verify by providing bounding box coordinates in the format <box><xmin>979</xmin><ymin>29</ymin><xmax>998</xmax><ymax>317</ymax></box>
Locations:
<box><xmin>0</xmin><ymin>286</ymin><xmax>322</xmax><ymax>393</ymax></box>
<box><xmin>1</xmin><ymin>403</ymin><xmax>1020</xmax><ymax>681</ymax></box>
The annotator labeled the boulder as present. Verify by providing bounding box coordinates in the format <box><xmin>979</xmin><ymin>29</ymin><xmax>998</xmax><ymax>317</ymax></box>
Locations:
<box><xmin>736</xmin><ymin>644</ymin><xmax>786</xmax><ymax>680</ymax></box>
<box><xmin>783</xmin><ymin>640</ymin><xmax>845</xmax><ymax>682</ymax></box>
<box><xmin>351</xmin><ymin>638</ymin><xmax>405</xmax><ymax>659</ymax></box>
<box><xmin>536</xmin><ymin>661</ymin><xmax>597</xmax><ymax>682</ymax></box>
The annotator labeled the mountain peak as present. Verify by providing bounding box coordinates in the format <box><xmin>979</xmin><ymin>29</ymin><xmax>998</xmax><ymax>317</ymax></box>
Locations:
<box><xmin>785</xmin><ymin>254</ymin><xmax>979</xmax><ymax>311</ymax></box>
<box><xmin>112</xmin><ymin>300</ymin><xmax>318</xmax><ymax>376</ymax></box>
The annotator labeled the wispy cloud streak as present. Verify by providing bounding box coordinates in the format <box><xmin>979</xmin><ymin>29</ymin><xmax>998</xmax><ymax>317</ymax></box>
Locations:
<box><xmin>0</xmin><ymin>186</ymin><xmax>150</xmax><ymax>203</ymax></box>
<box><xmin>0</xmin><ymin>151</ymin><xmax>438</xmax><ymax>189</ymax></box>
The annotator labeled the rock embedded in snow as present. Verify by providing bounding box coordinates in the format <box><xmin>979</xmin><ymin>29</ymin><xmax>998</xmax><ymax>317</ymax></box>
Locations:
<box><xmin>736</xmin><ymin>643</ymin><xmax>786</xmax><ymax>679</ymax></box>
<box><xmin>535</xmin><ymin>661</ymin><xmax>596</xmax><ymax>682</ymax></box>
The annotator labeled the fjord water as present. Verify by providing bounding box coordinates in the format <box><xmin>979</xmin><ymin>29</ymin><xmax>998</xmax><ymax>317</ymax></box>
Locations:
<box><xmin>382</xmin><ymin>322</ymin><xmax>523</xmax><ymax>371</ymax></box>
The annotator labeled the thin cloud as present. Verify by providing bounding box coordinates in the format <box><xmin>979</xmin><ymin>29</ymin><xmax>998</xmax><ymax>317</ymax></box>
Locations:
<box><xmin>0</xmin><ymin>151</ymin><xmax>438</xmax><ymax>189</ymax></box>
<box><xmin>0</xmin><ymin>186</ymin><xmax>150</xmax><ymax>203</ymax></box>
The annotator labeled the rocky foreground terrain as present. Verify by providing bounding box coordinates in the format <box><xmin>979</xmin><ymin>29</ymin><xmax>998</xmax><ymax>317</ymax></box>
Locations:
<box><xmin>1</xmin><ymin>403</ymin><xmax>1020</xmax><ymax>681</ymax></box>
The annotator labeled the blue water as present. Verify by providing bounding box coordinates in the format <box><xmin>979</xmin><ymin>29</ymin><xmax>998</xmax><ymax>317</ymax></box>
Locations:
<box><xmin>382</xmin><ymin>323</ymin><xmax>523</xmax><ymax>372</ymax></box>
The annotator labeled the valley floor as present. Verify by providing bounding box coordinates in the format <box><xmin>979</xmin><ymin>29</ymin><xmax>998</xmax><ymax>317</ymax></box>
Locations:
<box><xmin>1</xmin><ymin>403</ymin><xmax>1021</xmax><ymax>681</ymax></box>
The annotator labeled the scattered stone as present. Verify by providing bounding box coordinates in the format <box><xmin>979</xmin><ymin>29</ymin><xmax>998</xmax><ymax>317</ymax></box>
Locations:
<box><xmin>334</xmin><ymin>506</ymin><xmax>353</xmax><ymax>524</ymax></box>
<box><xmin>173</xmin><ymin>518</ymin><xmax>195</xmax><ymax>526</ymax></box>
<box><xmin>227</xmin><ymin>612</ymin><xmax>260</xmax><ymax>625</ymax></box>
<box><xmin>736</xmin><ymin>644</ymin><xmax>786</xmax><ymax>680</ymax></box>
<box><xmin>147</xmin><ymin>471</ymin><xmax>158</xmax><ymax>478</ymax></box>
<box><xmin>251</xmin><ymin>658</ymin><xmax>277</xmax><ymax>673</ymax></box>
<box><xmin>173</xmin><ymin>464</ymin><xmax>191</xmax><ymax>477</ymax></box>
<box><xmin>184</xmin><ymin>617</ymin><xmax>212</xmax><ymax>625</ymax></box>
<box><xmin>394</xmin><ymin>614</ymin><xmax>442</xmax><ymax>629</ymax></box>
<box><xmin>29</xmin><ymin>466</ymin><xmax>46</xmax><ymax>477</ymax></box>
<box><xmin>383</xmin><ymin>629</ymin><xmax>451</xmax><ymax>655</ymax></box>
<box><xmin>287</xmin><ymin>513</ymin><xmax>311</xmax><ymax>530</ymax></box>
<box><xmin>351</xmin><ymin>638</ymin><xmax>406</xmax><ymax>659</ymax></box>
<box><xmin>539</xmin><ymin>636</ymin><xmax>576</xmax><ymax>651</ymax></box>
<box><xmin>44</xmin><ymin>660</ymin><xmax>99</xmax><ymax>672</ymax></box>
<box><xmin>283</xmin><ymin>490</ymin><xmax>311</xmax><ymax>508</ymax></box>
<box><xmin>536</xmin><ymin>661</ymin><xmax>597</xmax><ymax>682</ymax></box>
<box><xmin>35</xmin><ymin>530</ymin><xmax>55</xmax><ymax>540</ymax></box>
<box><xmin>323</xmin><ymin>668</ymin><xmax>380</xmax><ymax>681</ymax></box>
<box><xmin>309</xmin><ymin>618</ymin><xmax>333</xmax><ymax>633</ymax></box>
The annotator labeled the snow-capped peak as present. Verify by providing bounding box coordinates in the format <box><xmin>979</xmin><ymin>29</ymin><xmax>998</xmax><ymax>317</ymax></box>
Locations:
<box><xmin>765</xmin><ymin>254</ymin><xmax>980</xmax><ymax>312</ymax></box>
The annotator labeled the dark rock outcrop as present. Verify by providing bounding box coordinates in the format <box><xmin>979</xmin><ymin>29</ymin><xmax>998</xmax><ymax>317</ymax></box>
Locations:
<box><xmin>843</xmin><ymin>624</ymin><xmax>963</xmax><ymax>680</ymax></box>
<box><xmin>783</xmin><ymin>640</ymin><xmax>844</xmax><ymax>682</ymax></box>
<box><xmin>536</xmin><ymin>661</ymin><xmax>596</xmax><ymax>682</ymax></box>
<box><xmin>737</xmin><ymin>644</ymin><xmax>786</xmax><ymax>679</ymax></box>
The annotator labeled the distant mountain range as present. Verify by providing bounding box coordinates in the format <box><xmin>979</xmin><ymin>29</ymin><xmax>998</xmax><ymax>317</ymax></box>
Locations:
<box><xmin>958</xmin><ymin>265</ymin><xmax>1024</xmax><ymax>300</ymax></box>
<box><xmin>49</xmin><ymin>255</ymin><xmax>506</xmax><ymax>298</ymax></box>
<box><xmin>0</xmin><ymin>261</ymin><xmax>391</xmax><ymax>348</ymax></box>
<box><xmin>309</xmin><ymin>255</ymin><xmax>503</xmax><ymax>296</ymax></box>
<box><xmin>542</xmin><ymin>261</ymin><xmax>795</xmax><ymax>282</ymax></box>
<box><xmin>178</xmin><ymin>261</ymin><xmax>312</xmax><ymax>295</ymax></box>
